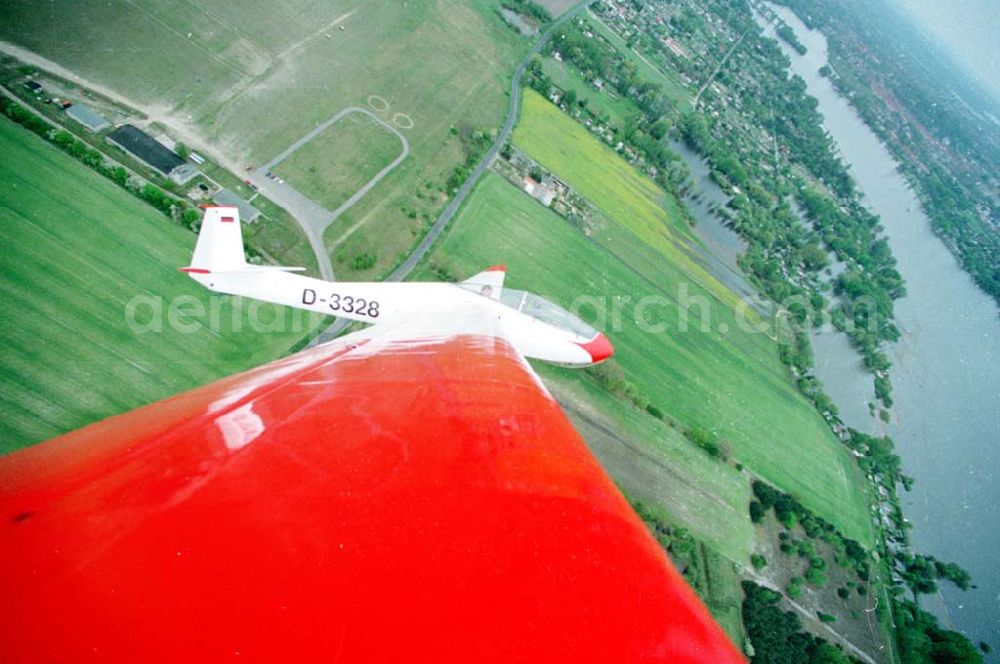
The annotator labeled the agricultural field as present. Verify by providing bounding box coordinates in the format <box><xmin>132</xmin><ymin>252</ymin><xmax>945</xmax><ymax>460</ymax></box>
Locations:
<box><xmin>0</xmin><ymin>118</ymin><xmax>326</xmax><ymax>453</ymax></box>
<box><xmin>537</xmin><ymin>363</ymin><xmax>754</xmax><ymax>563</ymax></box>
<box><xmin>536</xmin><ymin>0</ymin><xmax>580</xmax><ymax>17</ymax></box>
<box><xmin>511</xmin><ymin>93</ymin><xmax>871</xmax><ymax>546</ymax></box>
<box><xmin>0</xmin><ymin>0</ymin><xmax>528</xmax><ymax>276</ymax></box>
<box><xmin>273</xmin><ymin>112</ymin><xmax>404</xmax><ymax>211</ymax></box>
<box><xmin>515</xmin><ymin>89</ymin><xmax>738</xmax><ymax>309</ymax></box>
<box><xmin>421</xmin><ymin>165</ymin><xmax>871</xmax><ymax>547</ymax></box>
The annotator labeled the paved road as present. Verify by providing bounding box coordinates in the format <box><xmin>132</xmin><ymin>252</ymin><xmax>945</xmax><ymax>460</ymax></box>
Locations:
<box><xmin>309</xmin><ymin>1</ymin><xmax>594</xmax><ymax>345</ymax></box>
<box><xmin>248</xmin><ymin>107</ymin><xmax>410</xmax><ymax>280</ymax></box>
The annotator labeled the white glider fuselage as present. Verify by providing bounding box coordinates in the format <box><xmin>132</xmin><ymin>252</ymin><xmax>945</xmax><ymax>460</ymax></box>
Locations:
<box><xmin>183</xmin><ymin>206</ymin><xmax>613</xmax><ymax>366</ymax></box>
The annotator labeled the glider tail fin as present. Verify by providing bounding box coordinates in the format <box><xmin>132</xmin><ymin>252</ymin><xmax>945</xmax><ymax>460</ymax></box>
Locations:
<box><xmin>185</xmin><ymin>206</ymin><xmax>247</xmax><ymax>273</ymax></box>
<box><xmin>460</xmin><ymin>265</ymin><xmax>506</xmax><ymax>300</ymax></box>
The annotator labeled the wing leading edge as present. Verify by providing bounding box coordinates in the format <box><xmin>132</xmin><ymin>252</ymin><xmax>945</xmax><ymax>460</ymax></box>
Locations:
<box><xmin>0</xmin><ymin>323</ymin><xmax>744</xmax><ymax>662</ymax></box>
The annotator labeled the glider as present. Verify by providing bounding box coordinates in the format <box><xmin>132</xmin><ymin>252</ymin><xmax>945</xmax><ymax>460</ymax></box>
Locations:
<box><xmin>0</xmin><ymin>206</ymin><xmax>744</xmax><ymax>662</ymax></box>
<box><xmin>181</xmin><ymin>206</ymin><xmax>613</xmax><ymax>366</ymax></box>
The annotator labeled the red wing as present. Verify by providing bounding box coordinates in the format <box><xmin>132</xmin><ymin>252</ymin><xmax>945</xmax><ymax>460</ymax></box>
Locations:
<box><xmin>0</xmin><ymin>332</ymin><xmax>744</xmax><ymax>662</ymax></box>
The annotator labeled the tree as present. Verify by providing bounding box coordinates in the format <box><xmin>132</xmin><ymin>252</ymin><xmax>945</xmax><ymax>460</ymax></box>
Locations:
<box><xmin>351</xmin><ymin>253</ymin><xmax>376</xmax><ymax>271</ymax></box>
<box><xmin>563</xmin><ymin>88</ymin><xmax>578</xmax><ymax>108</ymax></box>
<box><xmin>749</xmin><ymin>501</ymin><xmax>766</xmax><ymax>523</ymax></box>
<box><xmin>934</xmin><ymin>560</ymin><xmax>972</xmax><ymax>591</ymax></box>
<box><xmin>928</xmin><ymin>628</ymin><xmax>983</xmax><ymax>664</ymax></box>
<box><xmin>752</xmin><ymin>481</ymin><xmax>780</xmax><ymax>510</ymax></box>
<box><xmin>175</xmin><ymin>142</ymin><xmax>190</xmax><ymax>160</ymax></box>
<box><xmin>800</xmin><ymin>244</ymin><xmax>830</xmax><ymax>272</ymax></box>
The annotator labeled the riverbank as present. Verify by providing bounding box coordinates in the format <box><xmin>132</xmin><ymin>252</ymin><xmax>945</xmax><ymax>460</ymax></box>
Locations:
<box><xmin>760</xmin><ymin>3</ymin><xmax>1000</xmax><ymax>656</ymax></box>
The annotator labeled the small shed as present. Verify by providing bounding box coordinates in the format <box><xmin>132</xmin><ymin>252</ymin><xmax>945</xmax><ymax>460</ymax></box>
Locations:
<box><xmin>170</xmin><ymin>163</ymin><xmax>201</xmax><ymax>185</ymax></box>
<box><xmin>65</xmin><ymin>103</ymin><xmax>111</xmax><ymax>132</ymax></box>
<box><xmin>213</xmin><ymin>188</ymin><xmax>261</xmax><ymax>224</ymax></box>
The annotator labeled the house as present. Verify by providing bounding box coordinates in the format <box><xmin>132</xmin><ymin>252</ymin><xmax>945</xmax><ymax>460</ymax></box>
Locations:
<box><xmin>522</xmin><ymin>176</ymin><xmax>555</xmax><ymax>207</ymax></box>
<box><xmin>106</xmin><ymin>124</ymin><xmax>184</xmax><ymax>175</ymax></box>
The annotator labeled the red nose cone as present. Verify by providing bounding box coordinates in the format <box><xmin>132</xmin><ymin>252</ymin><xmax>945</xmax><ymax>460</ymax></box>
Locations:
<box><xmin>578</xmin><ymin>333</ymin><xmax>615</xmax><ymax>364</ymax></box>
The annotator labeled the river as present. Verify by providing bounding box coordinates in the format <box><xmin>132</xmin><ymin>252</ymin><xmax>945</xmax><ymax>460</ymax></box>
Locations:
<box><xmin>719</xmin><ymin>4</ymin><xmax>1000</xmax><ymax>652</ymax></box>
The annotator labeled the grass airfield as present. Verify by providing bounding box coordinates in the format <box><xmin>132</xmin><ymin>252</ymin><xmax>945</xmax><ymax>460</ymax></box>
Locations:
<box><xmin>0</xmin><ymin>0</ymin><xmax>527</xmax><ymax>276</ymax></box>
<box><xmin>0</xmin><ymin>118</ymin><xmax>324</xmax><ymax>452</ymax></box>
<box><xmin>272</xmin><ymin>111</ymin><xmax>405</xmax><ymax>212</ymax></box>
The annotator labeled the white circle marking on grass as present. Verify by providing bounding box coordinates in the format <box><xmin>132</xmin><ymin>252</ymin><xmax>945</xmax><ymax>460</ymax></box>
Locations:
<box><xmin>392</xmin><ymin>113</ymin><xmax>414</xmax><ymax>130</ymax></box>
<box><xmin>366</xmin><ymin>95</ymin><xmax>389</xmax><ymax>113</ymax></box>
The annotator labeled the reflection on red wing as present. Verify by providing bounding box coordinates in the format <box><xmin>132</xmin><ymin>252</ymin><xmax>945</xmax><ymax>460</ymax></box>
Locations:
<box><xmin>0</xmin><ymin>333</ymin><xmax>744</xmax><ymax>662</ymax></box>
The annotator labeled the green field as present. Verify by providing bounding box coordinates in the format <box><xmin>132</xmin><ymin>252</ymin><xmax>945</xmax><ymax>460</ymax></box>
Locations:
<box><xmin>515</xmin><ymin>89</ymin><xmax>741</xmax><ymax>310</ymax></box>
<box><xmin>420</xmin><ymin>163</ymin><xmax>871</xmax><ymax>547</ymax></box>
<box><xmin>0</xmin><ymin>118</ymin><xmax>326</xmax><ymax>452</ymax></box>
<box><xmin>701</xmin><ymin>545</ymin><xmax>745</xmax><ymax>643</ymax></box>
<box><xmin>273</xmin><ymin>112</ymin><xmax>404</xmax><ymax>211</ymax></box>
<box><xmin>536</xmin><ymin>0</ymin><xmax>579</xmax><ymax>17</ymax></box>
<box><xmin>537</xmin><ymin>364</ymin><xmax>753</xmax><ymax>563</ymax></box>
<box><xmin>512</xmin><ymin>93</ymin><xmax>871</xmax><ymax>545</ymax></box>
<box><xmin>0</xmin><ymin>0</ymin><xmax>527</xmax><ymax>277</ymax></box>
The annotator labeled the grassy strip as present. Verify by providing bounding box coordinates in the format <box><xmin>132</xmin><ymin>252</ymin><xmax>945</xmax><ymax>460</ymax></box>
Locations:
<box><xmin>0</xmin><ymin>117</ymin><xmax>326</xmax><ymax>451</ymax></box>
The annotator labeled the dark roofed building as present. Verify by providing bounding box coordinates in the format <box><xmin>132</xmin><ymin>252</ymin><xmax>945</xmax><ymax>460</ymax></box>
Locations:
<box><xmin>106</xmin><ymin>124</ymin><xmax>184</xmax><ymax>175</ymax></box>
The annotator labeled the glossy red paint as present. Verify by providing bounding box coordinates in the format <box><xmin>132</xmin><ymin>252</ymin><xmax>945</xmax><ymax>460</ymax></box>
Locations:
<box><xmin>576</xmin><ymin>332</ymin><xmax>615</xmax><ymax>363</ymax></box>
<box><xmin>0</xmin><ymin>334</ymin><xmax>743</xmax><ymax>663</ymax></box>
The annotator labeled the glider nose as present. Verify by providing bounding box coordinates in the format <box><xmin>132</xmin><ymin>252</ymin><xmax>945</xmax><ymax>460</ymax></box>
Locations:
<box><xmin>578</xmin><ymin>333</ymin><xmax>615</xmax><ymax>364</ymax></box>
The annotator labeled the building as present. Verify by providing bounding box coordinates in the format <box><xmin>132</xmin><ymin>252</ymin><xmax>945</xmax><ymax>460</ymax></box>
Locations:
<box><xmin>523</xmin><ymin>176</ymin><xmax>555</xmax><ymax>207</ymax></box>
<box><xmin>65</xmin><ymin>103</ymin><xmax>110</xmax><ymax>132</ymax></box>
<box><xmin>213</xmin><ymin>188</ymin><xmax>261</xmax><ymax>223</ymax></box>
<box><xmin>170</xmin><ymin>163</ymin><xmax>201</xmax><ymax>185</ymax></box>
<box><xmin>106</xmin><ymin>124</ymin><xmax>184</xmax><ymax>175</ymax></box>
